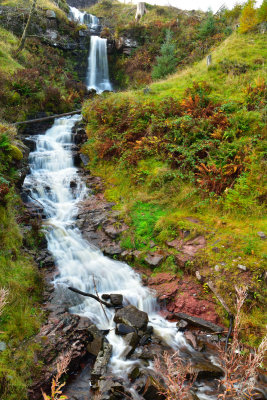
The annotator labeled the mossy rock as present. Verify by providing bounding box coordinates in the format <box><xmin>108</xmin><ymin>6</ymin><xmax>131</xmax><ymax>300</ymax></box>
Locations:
<box><xmin>9</xmin><ymin>145</ymin><xmax>23</xmax><ymax>161</ymax></box>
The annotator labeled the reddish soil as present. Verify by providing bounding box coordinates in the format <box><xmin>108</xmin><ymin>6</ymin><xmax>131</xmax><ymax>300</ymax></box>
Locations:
<box><xmin>147</xmin><ymin>272</ymin><xmax>222</xmax><ymax>325</ymax></box>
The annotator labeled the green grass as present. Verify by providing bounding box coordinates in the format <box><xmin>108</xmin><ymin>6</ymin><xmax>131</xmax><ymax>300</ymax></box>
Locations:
<box><xmin>137</xmin><ymin>32</ymin><xmax>267</xmax><ymax>102</ymax></box>
<box><xmin>0</xmin><ymin>26</ymin><xmax>26</xmax><ymax>73</ymax></box>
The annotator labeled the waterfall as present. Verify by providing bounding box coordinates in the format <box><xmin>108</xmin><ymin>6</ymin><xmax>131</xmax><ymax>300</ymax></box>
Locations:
<box><xmin>87</xmin><ymin>36</ymin><xmax>112</xmax><ymax>93</ymax></box>
<box><xmin>69</xmin><ymin>6</ymin><xmax>112</xmax><ymax>93</ymax></box>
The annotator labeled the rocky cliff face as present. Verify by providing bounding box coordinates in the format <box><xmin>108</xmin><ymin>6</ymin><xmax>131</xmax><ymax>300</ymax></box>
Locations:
<box><xmin>66</xmin><ymin>0</ymin><xmax>98</xmax><ymax>8</ymax></box>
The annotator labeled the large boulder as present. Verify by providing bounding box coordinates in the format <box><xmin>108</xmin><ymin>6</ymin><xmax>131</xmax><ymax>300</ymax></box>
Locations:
<box><xmin>114</xmin><ymin>305</ymin><xmax>148</xmax><ymax>332</ymax></box>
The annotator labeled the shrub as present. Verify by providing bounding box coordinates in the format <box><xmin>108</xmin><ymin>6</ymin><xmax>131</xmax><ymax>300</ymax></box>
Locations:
<box><xmin>219</xmin><ymin>59</ymin><xmax>249</xmax><ymax>75</ymax></box>
<box><xmin>43</xmin><ymin>86</ymin><xmax>62</xmax><ymax>113</ymax></box>
<box><xmin>239</xmin><ymin>0</ymin><xmax>258</xmax><ymax>33</ymax></box>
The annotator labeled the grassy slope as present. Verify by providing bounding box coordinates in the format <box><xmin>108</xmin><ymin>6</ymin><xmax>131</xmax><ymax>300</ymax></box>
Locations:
<box><xmin>82</xmin><ymin>31</ymin><xmax>267</xmax><ymax>345</ymax></box>
<box><xmin>0</xmin><ymin>26</ymin><xmax>27</xmax><ymax>73</ymax></box>
<box><xmin>0</xmin><ymin>122</ymin><xmax>44</xmax><ymax>399</ymax></box>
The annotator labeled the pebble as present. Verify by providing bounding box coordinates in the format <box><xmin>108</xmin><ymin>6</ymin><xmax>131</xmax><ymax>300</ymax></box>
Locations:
<box><xmin>257</xmin><ymin>231</ymin><xmax>266</xmax><ymax>240</ymax></box>
<box><xmin>237</xmin><ymin>264</ymin><xmax>247</xmax><ymax>271</ymax></box>
<box><xmin>214</xmin><ymin>265</ymin><xmax>220</xmax><ymax>272</ymax></box>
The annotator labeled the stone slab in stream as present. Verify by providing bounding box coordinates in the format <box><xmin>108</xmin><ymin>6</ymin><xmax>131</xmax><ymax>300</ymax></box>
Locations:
<box><xmin>114</xmin><ymin>305</ymin><xmax>149</xmax><ymax>332</ymax></box>
<box><xmin>174</xmin><ymin>312</ymin><xmax>224</xmax><ymax>333</ymax></box>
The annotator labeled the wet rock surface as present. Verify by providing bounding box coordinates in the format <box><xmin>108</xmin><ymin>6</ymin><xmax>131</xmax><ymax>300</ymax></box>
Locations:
<box><xmin>114</xmin><ymin>305</ymin><xmax>149</xmax><ymax>332</ymax></box>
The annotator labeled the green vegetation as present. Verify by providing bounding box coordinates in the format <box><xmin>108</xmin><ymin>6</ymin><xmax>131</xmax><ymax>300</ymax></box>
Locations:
<box><xmin>0</xmin><ymin>122</ymin><xmax>44</xmax><ymax>399</ymax></box>
<box><xmin>82</xmin><ymin>30</ymin><xmax>266</xmax><ymax>345</ymax></box>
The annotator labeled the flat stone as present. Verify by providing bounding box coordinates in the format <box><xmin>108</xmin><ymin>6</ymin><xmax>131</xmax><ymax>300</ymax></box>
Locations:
<box><xmin>237</xmin><ymin>264</ymin><xmax>247</xmax><ymax>271</ymax></box>
<box><xmin>257</xmin><ymin>231</ymin><xmax>266</xmax><ymax>240</ymax></box>
<box><xmin>214</xmin><ymin>265</ymin><xmax>220</xmax><ymax>272</ymax></box>
<box><xmin>91</xmin><ymin>342</ymin><xmax>112</xmax><ymax>384</ymax></box>
<box><xmin>144</xmin><ymin>252</ymin><xmax>164</xmax><ymax>267</ymax></box>
<box><xmin>114</xmin><ymin>305</ymin><xmax>148</xmax><ymax>331</ymax></box>
<box><xmin>103</xmin><ymin>245</ymin><xmax>122</xmax><ymax>256</ymax></box>
<box><xmin>174</xmin><ymin>312</ymin><xmax>224</xmax><ymax>333</ymax></box>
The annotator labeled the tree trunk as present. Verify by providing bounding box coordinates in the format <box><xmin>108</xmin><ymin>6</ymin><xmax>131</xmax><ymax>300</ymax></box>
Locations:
<box><xmin>16</xmin><ymin>0</ymin><xmax>38</xmax><ymax>54</ymax></box>
<box><xmin>135</xmin><ymin>2</ymin><xmax>146</xmax><ymax>21</ymax></box>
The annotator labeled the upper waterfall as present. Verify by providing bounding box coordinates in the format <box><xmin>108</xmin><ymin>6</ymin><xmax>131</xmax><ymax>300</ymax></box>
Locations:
<box><xmin>86</xmin><ymin>36</ymin><xmax>112</xmax><ymax>93</ymax></box>
<box><xmin>69</xmin><ymin>6</ymin><xmax>112</xmax><ymax>93</ymax></box>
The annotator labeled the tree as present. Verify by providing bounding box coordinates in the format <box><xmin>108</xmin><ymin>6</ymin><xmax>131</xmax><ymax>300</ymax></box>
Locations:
<box><xmin>257</xmin><ymin>0</ymin><xmax>267</xmax><ymax>23</ymax></box>
<box><xmin>239</xmin><ymin>0</ymin><xmax>258</xmax><ymax>33</ymax></box>
<box><xmin>198</xmin><ymin>12</ymin><xmax>216</xmax><ymax>39</ymax></box>
<box><xmin>152</xmin><ymin>30</ymin><xmax>177</xmax><ymax>80</ymax></box>
<box><xmin>16</xmin><ymin>0</ymin><xmax>38</xmax><ymax>54</ymax></box>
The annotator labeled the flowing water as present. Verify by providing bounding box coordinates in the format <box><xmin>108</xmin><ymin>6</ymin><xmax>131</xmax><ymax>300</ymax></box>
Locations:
<box><xmin>23</xmin><ymin>6</ymin><xmax>218</xmax><ymax>400</ymax></box>
<box><xmin>70</xmin><ymin>6</ymin><xmax>112</xmax><ymax>93</ymax></box>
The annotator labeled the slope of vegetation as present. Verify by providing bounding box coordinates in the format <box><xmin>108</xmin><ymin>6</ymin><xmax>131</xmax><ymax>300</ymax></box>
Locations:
<box><xmin>82</xmin><ymin>29</ymin><xmax>267</xmax><ymax>345</ymax></box>
<box><xmin>0</xmin><ymin>122</ymin><xmax>45</xmax><ymax>399</ymax></box>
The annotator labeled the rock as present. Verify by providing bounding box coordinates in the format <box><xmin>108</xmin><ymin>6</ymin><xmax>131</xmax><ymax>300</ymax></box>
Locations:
<box><xmin>214</xmin><ymin>265</ymin><xmax>220</xmax><ymax>272</ymax></box>
<box><xmin>212</xmin><ymin>247</ymin><xmax>220</xmax><ymax>253</ymax></box>
<box><xmin>114</xmin><ymin>305</ymin><xmax>148</xmax><ymax>332</ymax></box>
<box><xmin>129</xmin><ymin>366</ymin><xmax>140</xmax><ymax>381</ymax></box>
<box><xmin>257</xmin><ymin>231</ymin><xmax>266</xmax><ymax>240</ymax></box>
<box><xmin>185</xmin><ymin>331</ymin><xmax>198</xmax><ymax>349</ymax></box>
<box><xmin>149</xmin><ymin>241</ymin><xmax>156</xmax><ymax>248</ymax></box>
<box><xmin>144</xmin><ymin>252</ymin><xmax>164</xmax><ymax>268</ymax></box>
<box><xmin>237</xmin><ymin>264</ymin><xmax>247</xmax><ymax>271</ymax></box>
<box><xmin>87</xmin><ymin>324</ymin><xmax>104</xmax><ymax>357</ymax></box>
<box><xmin>98</xmin><ymin>378</ymin><xmax>126</xmax><ymax>400</ymax></box>
<box><xmin>176</xmin><ymin>319</ymin><xmax>188</xmax><ymax>331</ymax></box>
<box><xmin>110</xmin><ymin>294</ymin><xmax>123</xmax><ymax>306</ymax></box>
<box><xmin>0</xmin><ymin>342</ymin><xmax>6</xmax><ymax>351</ymax></box>
<box><xmin>29</xmin><ymin>314</ymin><xmax>93</xmax><ymax>399</ymax></box>
<box><xmin>124</xmin><ymin>332</ymin><xmax>140</xmax><ymax>357</ymax></box>
<box><xmin>174</xmin><ymin>312</ymin><xmax>224</xmax><ymax>333</ymax></box>
<box><xmin>103</xmin><ymin>244</ymin><xmax>122</xmax><ymax>256</ymax></box>
<box><xmin>102</xmin><ymin>294</ymin><xmax>110</xmax><ymax>300</ymax></box>
<box><xmin>139</xmin><ymin>374</ymin><xmax>165</xmax><ymax>400</ymax></box>
<box><xmin>91</xmin><ymin>341</ymin><xmax>112</xmax><ymax>384</ymax></box>
<box><xmin>195</xmin><ymin>270</ymin><xmax>202</xmax><ymax>281</ymax></box>
<box><xmin>46</xmin><ymin>10</ymin><xmax>56</xmax><ymax>19</ymax></box>
<box><xmin>103</xmin><ymin>222</ymin><xmax>128</xmax><ymax>239</ymax></box>
<box><xmin>139</xmin><ymin>334</ymin><xmax>151</xmax><ymax>346</ymax></box>
<box><xmin>116</xmin><ymin>323</ymin><xmax>136</xmax><ymax>335</ymax></box>
<box><xmin>80</xmin><ymin>153</ymin><xmax>89</xmax><ymax>165</ymax></box>
<box><xmin>45</xmin><ymin>29</ymin><xmax>58</xmax><ymax>40</ymax></box>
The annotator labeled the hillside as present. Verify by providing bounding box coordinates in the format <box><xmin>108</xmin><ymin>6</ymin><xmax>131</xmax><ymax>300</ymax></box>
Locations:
<box><xmin>82</xmin><ymin>30</ymin><xmax>267</xmax><ymax>345</ymax></box>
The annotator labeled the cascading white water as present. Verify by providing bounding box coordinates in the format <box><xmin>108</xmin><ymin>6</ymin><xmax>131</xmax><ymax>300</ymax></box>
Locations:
<box><xmin>23</xmin><ymin>114</ymin><xmax>188</xmax><ymax>373</ymax></box>
<box><xmin>86</xmin><ymin>36</ymin><xmax>112</xmax><ymax>93</ymax></box>
<box><xmin>69</xmin><ymin>6</ymin><xmax>99</xmax><ymax>31</ymax></box>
